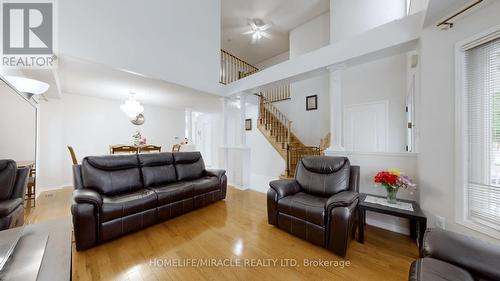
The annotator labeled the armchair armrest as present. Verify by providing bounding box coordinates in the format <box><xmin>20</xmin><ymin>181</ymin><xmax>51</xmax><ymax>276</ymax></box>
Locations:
<box><xmin>326</xmin><ymin>191</ymin><xmax>358</xmax><ymax>208</ymax></box>
<box><xmin>204</xmin><ymin>169</ymin><xmax>226</xmax><ymax>179</ymax></box>
<box><xmin>269</xmin><ymin>180</ymin><xmax>301</xmax><ymax>200</ymax></box>
<box><xmin>73</xmin><ymin>189</ymin><xmax>103</xmax><ymax>207</ymax></box>
<box><xmin>349</xmin><ymin>166</ymin><xmax>360</xmax><ymax>192</ymax></box>
<box><xmin>422</xmin><ymin>228</ymin><xmax>500</xmax><ymax>280</ymax></box>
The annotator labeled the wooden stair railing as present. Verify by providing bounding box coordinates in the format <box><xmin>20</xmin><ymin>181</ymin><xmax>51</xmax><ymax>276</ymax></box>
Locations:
<box><xmin>257</xmin><ymin>95</ymin><xmax>321</xmax><ymax>177</ymax></box>
<box><xmin>220</xmin><ymin>50</ymin><xmax>258</xmax><ymax>84</ymax></box>
<box><xmin>261</xmin><ymin>84</ymin><xmax>291</xmax><ymax>103</ymax></box>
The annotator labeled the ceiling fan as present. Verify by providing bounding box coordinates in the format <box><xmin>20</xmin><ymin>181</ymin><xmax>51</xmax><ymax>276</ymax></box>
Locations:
<box><xmin>242</xmin><ymin>19</ymin><xmax>273</xmax><ymax>44</ymax></box>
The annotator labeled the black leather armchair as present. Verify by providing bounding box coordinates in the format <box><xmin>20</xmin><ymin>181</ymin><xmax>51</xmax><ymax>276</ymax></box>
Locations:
<box><xmin>0</xmin><ymin>160</ymin><xmax>29</xmax><ymax>230</ymax></box>
<box><xmin>409</xmin><ymin>228</ymin><xmax>500</xmax><ymax>281</ymax></box>
<box><xmin>267</xmin><ymin>156</ymin><xmax>359</xmax><ymax>257</ymax></box>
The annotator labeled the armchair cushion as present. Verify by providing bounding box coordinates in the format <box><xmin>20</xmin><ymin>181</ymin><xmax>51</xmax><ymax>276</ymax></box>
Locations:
<box><xmin>295</xmin><ymin>156</ymin><xmax>351</xmax><ymax>197</ymax></box>
<box><xmin>0</xmin><ymin>198</ymin><xmax>23</xmax><ymax>216</ymax></box>
<box><xmin>422</xmin><ymin>228</ymin><xmax>500</xmax><ymax>281</ymax></box>
<box><xmin>269</xmin><ymin>179</ymin><xmax>301</xmax><ymax>200</ymax></box>
<box><xmin>326</xmin><ymin>191</ymin><xmax>358</xmax><ymax>209</ymax></box>
<box><xmin>73</xmin><ymin>189</ymin><xmax>103</xmax><ymax>207</ymax></box>
<box><xmin>277</xmin><ymin>192</ymin><xmax>327</xmax><ymax>226</ymax></box>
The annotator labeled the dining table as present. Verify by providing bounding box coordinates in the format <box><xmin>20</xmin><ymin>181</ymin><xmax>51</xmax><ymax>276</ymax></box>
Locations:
<box><xmin>15</xmin><ymin>161</ymin><xmax>35</xmax><ymax>169</ymax></box>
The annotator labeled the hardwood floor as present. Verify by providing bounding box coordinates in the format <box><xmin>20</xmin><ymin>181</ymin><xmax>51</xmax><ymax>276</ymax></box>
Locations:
<box><xmin>26</xmin><ymin>187</ymin><xmax>417</xmax><ymax>281</ymax></box>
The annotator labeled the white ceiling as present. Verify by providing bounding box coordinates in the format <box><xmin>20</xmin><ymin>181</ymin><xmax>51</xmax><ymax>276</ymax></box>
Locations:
<box><xmin>57</xmin><ymin>56</ymin><xmax>222</xmax><ymax>113</ymax></box>
<box><xmin>221</xmin><ymin>0</ymin><xmax>329</xmax><ymax>65</ymax></box>
<box><xmin>59</xmin><ymin>0</ymin><xmax>222</xmax><ymax>95</ymax></box>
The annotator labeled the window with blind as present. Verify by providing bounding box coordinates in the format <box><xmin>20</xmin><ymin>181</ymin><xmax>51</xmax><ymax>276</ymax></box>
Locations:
<box><xmin>465</xmin><ymin>36</ymin><xmax>500</xmax><ymax>231</ymax></box>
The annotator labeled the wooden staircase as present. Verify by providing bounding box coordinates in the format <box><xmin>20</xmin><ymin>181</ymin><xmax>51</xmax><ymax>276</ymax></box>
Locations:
<box><xmin>257</xmin><ymin>95</ymin><xmax>322</xmax><ymax>177</ymax></box>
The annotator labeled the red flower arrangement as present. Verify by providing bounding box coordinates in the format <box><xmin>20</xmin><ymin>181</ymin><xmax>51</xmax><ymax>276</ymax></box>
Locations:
<box><xmin>374</xmin><ymin>171</ymin><xmax>398</xmax><ymax>186</ymax></box>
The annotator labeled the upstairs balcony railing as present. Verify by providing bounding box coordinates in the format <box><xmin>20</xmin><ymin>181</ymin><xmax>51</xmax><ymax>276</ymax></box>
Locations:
<box><xmin>220</xmin><ymin>50</ymin><xmax>258</xmax><ymax>85</ymax></box>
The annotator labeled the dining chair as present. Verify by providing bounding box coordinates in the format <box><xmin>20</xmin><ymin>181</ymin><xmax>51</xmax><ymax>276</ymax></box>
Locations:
<box><xmin>139</xmin><ymin>145</ymin><xmax>161</xmax><ymax>153</ymax></box>
<box><xmin>67</xmin><ymin>145</ymin><xmax>79</xmax><ymax>165</ymax></box>
<box><xmin>25</xmin><ymin>167</ymin><xmax>36</xmax><ymax>208</ymax></box>
<box><xmin>111</xmin><ymin>145</ymin><xmax>139</xmax><ymax>155</ymax></box>
<box><xmin>172</xmin><ymin>144</ymin><xmax>181</xmax><ymax>152</ymax></box>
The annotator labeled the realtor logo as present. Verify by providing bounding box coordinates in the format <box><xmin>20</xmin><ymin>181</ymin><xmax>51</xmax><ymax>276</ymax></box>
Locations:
<box><xmin>1</xmin><ymin>1</ymin><xmax>56</xmax><ymax>68</ymax></box>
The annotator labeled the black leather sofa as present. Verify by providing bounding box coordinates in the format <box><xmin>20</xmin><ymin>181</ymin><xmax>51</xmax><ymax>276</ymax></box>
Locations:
<box><xmin>267</xmin><ymin>156</ymin><xmax>359</xmax><ymax>257</ymax></box>
<box><xmin>0</xmin><ymin>160</ymin><xmax>29</xmax><ymax>231</ymax></box>
<box><xmin>409</xmin><ymin>228</ymin><xmax>500</xmax><ymax>281</ymax></box>
<box><xmin>71</xmin><ymin>152</ymin><xmax>227</xmax><ymax>250</ymax></box>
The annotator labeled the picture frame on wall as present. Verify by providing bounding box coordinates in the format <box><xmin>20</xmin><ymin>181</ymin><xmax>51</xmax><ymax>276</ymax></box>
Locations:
<box><xmin>245</xmin><ymin>119</ymin><xmax>252</xmax><ymax>131</ymax></box>
<box><xmin>306</xmin><ymin>95</ymin><xmax>318</xmax><ymax>111</ymax></box>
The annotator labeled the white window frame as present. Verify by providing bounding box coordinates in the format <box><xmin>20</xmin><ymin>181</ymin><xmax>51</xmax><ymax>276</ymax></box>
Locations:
<box><xmin>455</xmin><ymin>24</ymin><xmax>500</xmax><ymax>239</ymax></box>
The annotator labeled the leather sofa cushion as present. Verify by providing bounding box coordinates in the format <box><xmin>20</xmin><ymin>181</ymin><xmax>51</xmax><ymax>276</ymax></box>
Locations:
<box><xmin>101</xmin><ymin>189</ymin><xmax>157</xmax><ymax>222</ymax></box>
<box><xmin>0</xmin><ymin>198</ymin><xmax>22</xmax><ymax>216</ymax></box>
<box><xmin>410</xmin><ymin>258</ymin><xmax>474</xmax><ymax>281</ymax></box>
<box><xmin>81</xmin><ymin>155</ymin><xmax>143</xmax><ymax>195</ymax></box>
<box><xmin>295</xmin><ymin>156</ymin><xmax>350</xmax><ymax>197</ymax></box>
<box><xmin>192</xmin><ymin>176</ymin><xmax>219</xmax><ymax>195</ymax></box>
<box><xmin>173</xmin><ymin>152</ymin><xmax>206</xmax><ymax>181</ymax></box>
<box><xmin>277</xmin><ymin>192</ymin><xmax>327</xmax><ymax>226</ymax></box>
<box><xmin>150</xmin><ymin>182</ymin><xmax>194</xmax><ymax>205</ymax></box>
<box><xmin>139</xmin><ymin>153</ymin><xmax>177</xmax><ymax>187</ymax></box>
<box><xmin>0</xmin><ymin>160</ymin><xmax>17</xmax><ymax>200</ymax></box>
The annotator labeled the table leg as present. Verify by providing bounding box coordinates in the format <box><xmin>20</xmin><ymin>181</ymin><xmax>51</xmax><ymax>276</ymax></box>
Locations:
<box><xmin>417</xmin><ymin>219</ymin><xmax>427</xmax><ymax>248</ymax></box>
<box><xmin>410</xmin><ymin>219</ymin><xmax>417</xmax><ymax>240</ymax></box>
<box><xmin>358</xmin><ymin>208</ymin><xmax>365</xmax><ymax>243</ymax></box>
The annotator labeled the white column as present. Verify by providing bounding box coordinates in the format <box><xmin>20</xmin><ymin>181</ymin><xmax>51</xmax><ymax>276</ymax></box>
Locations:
<box><xmin>327</xmin><ymin>64</ymin><xmax>346</xmax><ymax>151</ymax></box>
<box><xmin>185</xmin><ymin>108</ymin><xmax>192</xmax><ymax>142</ymax></box>
<box><xmin>221</xmin><ymin>98</ymin><xmax>228</xmax><ymax>146</ymax></box>
<box><xmin>239</xmin><ymin>94</ymin><xmax>246</xmax><ymax>146</ymax></box>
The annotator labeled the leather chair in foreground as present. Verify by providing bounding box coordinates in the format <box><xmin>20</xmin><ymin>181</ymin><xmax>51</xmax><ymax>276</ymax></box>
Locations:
<box><xmin>0</xmin><ymin>160</ymin><xmax>29</xmax><ymax>230</ymax></box>
<box><xmin>267</xmin><ymin>156</ymin><xmax>359</xmax><ymax>257</ymax></box>
<box><xmin>71</xmin><ymin>152</ymin><xmax>227</xmax><ymax>250</ymax></box>
<box><xmin>409</xmin><ymin>228</ymin><xmax>500</xmax><ymax>281</ymax></box>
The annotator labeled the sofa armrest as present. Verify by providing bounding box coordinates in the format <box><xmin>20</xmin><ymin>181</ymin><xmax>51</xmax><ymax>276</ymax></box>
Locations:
<box><xmin>11</xmin><ymin>168</ymin><xmax>29</xmax><ymax>199</ymax></box>
<box><xmin>326</xmin><ymin>191</ymin><xmax>358</xmax><ymax>208</ymax></box>
<box><xmin>73</xmin><ymin>189</ymin><xmax>103</xmax><ymax>207</ymax></box>
<box><xmin>269</xmin><ymin>180</ymin><xmax>301</xmax><ymax>200</ymax></box>
<box><xmin>204</xmin><ymin>169</ymin><xmax>226</xmax><ymax>179</ymax></box>
<box><xmin>422</xmin><ymin>228</ymin><xmax>500</xmax><ymax>280</ymax></box>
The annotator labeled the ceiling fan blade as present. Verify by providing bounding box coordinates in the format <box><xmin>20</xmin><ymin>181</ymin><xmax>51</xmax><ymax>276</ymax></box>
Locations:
<box><xmin>261</xmin><ymin>32</ymin><xmax>273</xmax><ymax>39</ymax></box>
<box><xmin>250</xmin><ymin>21</ymin><xmax>258</xmax><ymax>31</ymax></box>
<box><xmin>260</xmin><ymin>23</ymin><xmax>272</xmax><ymax>31</ymax></box>
<box><xmin>242</xmin><ymin>30</ymin><xmax>254</xmax><ymax>35</ymax></box>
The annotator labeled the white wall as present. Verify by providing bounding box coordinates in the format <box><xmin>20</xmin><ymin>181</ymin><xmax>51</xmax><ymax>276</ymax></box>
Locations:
<box><xmin>330</xmin><ymin>0</ymin><xmax>406</xmax><ymax>42</ymax></box>
<box><xmin>245</xmin><ymin>100</ymin><xmax>285</xmax><ymax>192</ymax></box>
<box><xmin>289</xmin><ymin>13</ymin><xmax>330</xmax><ymax>58</ymax></box>
<box><xmin>0</xmin><ymin>80</ymin><xmax>37</xmax><ymax>162</ymax></box>
<box><xmin>419</xmin><ymin>0</ymin><xmax>500</xmax><ymax>243</ymax></box>
<box><xmin>255</xmin><ymin>52</ymin><xmax>290</xmax><ymax>70</ymax></box>
<box><xmin>343</xmin><ymin>54</ymin><xmax>408</xmax><ymax>152</ymax></box>
<box><xmin>37</xmin><ymin>93</ymin><xmax>185</xmax><ymax>191</ymax></box>
<box><xmin>274</xmin><ymin>12</ymin><xmax>331</xmax><ymax>146</ymax></box>
<box><xmin>59</xmin><ymin>0</ymin><xmax>221</xmax><ymax>94</ymax></box>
